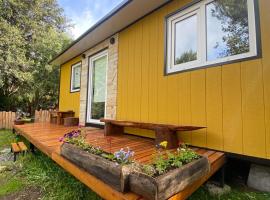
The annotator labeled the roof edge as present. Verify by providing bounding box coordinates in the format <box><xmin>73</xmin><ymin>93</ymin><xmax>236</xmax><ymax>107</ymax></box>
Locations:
<box><xmin>49</xmin><ymin>0</ymin><xmax>132</xmax><ymax>65</ymax></box>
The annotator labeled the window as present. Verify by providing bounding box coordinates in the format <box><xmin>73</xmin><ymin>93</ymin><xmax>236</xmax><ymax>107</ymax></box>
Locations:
<box><xmin>166</xmin><ymin>0</ymin><xmax>259</xmax><ymax>74</ymax></box>
<box><xmin>70</xmin><ymin>62</ymin><xmax>81</xmax><ymax>92</ymax></box>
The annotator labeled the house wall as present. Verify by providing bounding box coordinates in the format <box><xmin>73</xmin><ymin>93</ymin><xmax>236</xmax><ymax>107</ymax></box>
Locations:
<box><xmin>59</xmin><ymin>56</ymin><xmax>81</xmax><ymax>117</ymax></box>
<box><xmin>117</xmin><ymin>0</ymin><xmax>270</xmax><ymax>159</ymax></box>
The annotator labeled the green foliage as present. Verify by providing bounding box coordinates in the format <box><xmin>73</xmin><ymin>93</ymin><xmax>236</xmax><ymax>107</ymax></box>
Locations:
<box><xmin>142</xmin><ymin>164</ymin><xmax>156</xmax><ymax>177</ymax></box>
<box><xmin>0</xmin><ymin>0</ymin><xmax>73</xmax><ymax>113</ymax></box>
<box><xmin>211</xmin><ymin>0</ymin><xmax>250</xmax><ymax>57</ymax></box>
<box><xmin>175</xmin><ymin>50</ymin><xmax>197</xmax><ymax>65</ymax></box>
<box><xmin>140</xmin><ymin>144</ymin><xmax>200</xmax><ymax>177</ymax></box>
<box><xmin>153</xmin><ymin>153</ymin><xmax>169</xmax><ymax>175</ymax></box>
<box><xmin>176</xmin><ymin>147</ymin><xmax>200</xmax><ymax>164</ymax></box>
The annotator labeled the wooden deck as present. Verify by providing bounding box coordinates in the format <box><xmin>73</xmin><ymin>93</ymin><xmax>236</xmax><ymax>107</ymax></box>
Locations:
<box><xmin>13</xmin><ymin>122</ymin><xmax>226</xmax><ymax>200</ymax></box>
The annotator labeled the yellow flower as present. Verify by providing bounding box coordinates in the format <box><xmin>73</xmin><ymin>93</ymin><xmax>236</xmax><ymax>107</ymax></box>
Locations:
<box><xmin>159</xmin><ymin>141</ymin><xmax>168</xmax><ymax>149</ymax></box>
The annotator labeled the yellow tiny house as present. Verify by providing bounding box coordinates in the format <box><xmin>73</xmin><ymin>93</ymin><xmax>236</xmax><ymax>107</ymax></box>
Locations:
<box><xmin>52</xmin><ymin>0</ymin><xmax>270</xmax><ymax>161</ymax></box>
<box><xmin>59</xmin><ymin>56</ymin><xmax>81</xmax><ymax>117</ymax></box>
<box><xmin>117</xmin><ymin>0</ymin><xmax>270</xmax><ymax>159</ymax></box>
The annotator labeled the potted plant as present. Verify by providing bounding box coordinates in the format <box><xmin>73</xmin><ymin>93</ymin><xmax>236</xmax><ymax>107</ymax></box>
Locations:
<box><xmin>59</xmin><ymin>130</ymin><xmax>134</xmax><ymax>192</ymax></box>
<box><xmin>129</xmin><ymin>142</ymin><xmax>210</xmax><ymax>200</ymax></box>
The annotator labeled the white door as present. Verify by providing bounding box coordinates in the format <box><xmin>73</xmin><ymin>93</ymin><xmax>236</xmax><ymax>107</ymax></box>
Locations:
<box><xmin>86</xmin><ymin>50</ymin><xmax>108</xmax><ymax>124</ymax></box>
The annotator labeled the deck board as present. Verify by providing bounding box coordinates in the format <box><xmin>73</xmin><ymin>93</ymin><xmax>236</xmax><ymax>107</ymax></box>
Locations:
<box><xmin>13</xmin><ymin>122</ymin><xmax>225</xmax><ymax>200</ymax></box>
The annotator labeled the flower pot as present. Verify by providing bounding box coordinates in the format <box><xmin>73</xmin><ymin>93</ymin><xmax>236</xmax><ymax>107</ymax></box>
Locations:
<box><xmin>14</xmin><ymin>120</ymin><xmax>25</xmax><ymax>125</ymax></box>
<box><xmin>129</xmin><ymin>156</ymin><xmax>210</xmax><ymax>200</ymax></box>
<box><xmin>60</xmin><ymin>143</ymin><xmax>131</xmax><ymax>192</ymax></box>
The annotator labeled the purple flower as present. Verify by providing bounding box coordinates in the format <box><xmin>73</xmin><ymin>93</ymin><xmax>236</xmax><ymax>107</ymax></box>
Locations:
<box><xmin>58</xmin><ymin>130</ymin><xmax>82</xmax><ymax>142</ymax></box>
<box><xmin>114</xmin><ymin>147</ymin><xmax>134</xmax><ymax>164</ymax></box>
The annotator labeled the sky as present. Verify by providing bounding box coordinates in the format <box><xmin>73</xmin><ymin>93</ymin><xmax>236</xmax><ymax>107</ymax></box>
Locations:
<box><xmin>58</xmin><ymin>0</ymin><xmax>123</xmax><ymax>39</ymax></box>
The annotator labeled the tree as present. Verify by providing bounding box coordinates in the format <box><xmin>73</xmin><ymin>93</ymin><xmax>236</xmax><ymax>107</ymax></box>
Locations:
<box><xmin>211</xmin><ymin>0</ymin><xmax>249</xmax><ymax>57</ymax></box>
<box><xmin>175</xmin><ymin>50</ymin><xmax>197</xmax><ymax>65</ymax></box>
<box><xmin>0</xmin><ymin>0</ymin><xmax>72</xmax><ymax>114</ymax></box>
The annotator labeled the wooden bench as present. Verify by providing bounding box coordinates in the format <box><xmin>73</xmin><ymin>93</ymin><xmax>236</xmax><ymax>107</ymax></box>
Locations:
<box><xmin>11</xmin><ymin>142</ymin><xmax>28</xmax><ymax>161</ymax></box>
<box><xmin>100</xmin><ymin>119</ymin><xmax>205</xmax><ymax>149</ymax></box>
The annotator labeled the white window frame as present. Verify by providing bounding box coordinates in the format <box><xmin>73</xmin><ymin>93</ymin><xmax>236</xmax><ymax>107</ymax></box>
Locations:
<box><xmin>86</xmin><ymin>50</ymin><xmax>108</xmax><ymax>125</ymax></box>
<box><xmin>70</xmin><ymin>62</ymin><xmax>81</xmax><ymax>92</ymax></box>
<box><xmin>166</xmin><ymin>0</ymin><xmax>258</xmax><ymax>74</ymax></box>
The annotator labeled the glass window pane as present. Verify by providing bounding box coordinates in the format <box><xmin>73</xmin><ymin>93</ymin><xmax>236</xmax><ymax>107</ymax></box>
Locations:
<box><xmin>174</xmin><ymin>14</ymin><xmax>197</xmax><ymax>65</ymax></box>
<box><xmin>72</xmin><ymin>65</ymin><xmax>81</xmax><ymax>90</ymax></box>
<box><xmin>91</xmin><ymin>55</ymin><xmax>107</xmax><ymax>120</ymax></box>
<box><xmin>206</xmin><ymin>0</ymin><xmax>250</xmax><ymax>61</ymax></box>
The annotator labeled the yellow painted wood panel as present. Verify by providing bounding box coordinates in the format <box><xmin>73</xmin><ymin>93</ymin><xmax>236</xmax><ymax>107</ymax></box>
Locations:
<box><xmin>156</xmin><ymin>6</ymin><xmax>168</xmax><ymax>123</ymax></box>
<box><xmin>241</xmin><ymin>59</ymin><xmax>266</xmax><ymax>158</ymax></box>
<box><xmin>132</xmin><ymin>21</ymin><xmax>143</xmax><ymax>121</ymax></box>
<box><xmin>177</xmin><ymin>72</ymin><xmax>192</xmax><ymax>144</ymax></box>
<box><xmin>260</xmin><ymin>0</ymin><xmax>270</xmax><ymax>159</ymax></box>
<box><xmin>148</xmin><ymin>13</ymin><xmax>158</xmax><ymax>123</ymax></box>
<box><xmin>206</xmin><ymin>67</ymin><xmax>223</xmax><ymax>150</ymax></box>
<box><xmin>222</xmin><ymin>63</ymin><xmax>243</xmax><ymax>154</ymax></box>
<box><xmin>190</xmin><ymin>70</ymin><xmax>207</xmax><ymax>147</ymax></box>
<box><xmin>117</xmin><ymin>0</ymin><xmax>269</xmax><ymax>159</ymax></box>
<box><xmin>126</xmin><ymin>25</ymin><xmax>136</xmax><ymax>120</ymax></box>
<box><xmin>140</xmin><ymin>16</ymin><xmax>150</xmax><ymax>122</ymax></box>
<box><xmin>59</xmin><ymin>57</ymin><xmax>81</xmax><ymax>117</ymax></box>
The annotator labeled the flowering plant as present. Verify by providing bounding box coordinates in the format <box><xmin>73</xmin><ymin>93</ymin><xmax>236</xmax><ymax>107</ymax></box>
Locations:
<box><xmin>138</xmin><ymin>142</ymin><xmax>200</xmax><ymax>177</ymax></box>
<box><xmin>114</xmin><ymin>147</ymin><xmax>134</xmax><ymax>165</ymax></box>
<box><xmin>59</xmin><ymin>130</ymin><xmax>81</xmax><ymax>143</ymax></box>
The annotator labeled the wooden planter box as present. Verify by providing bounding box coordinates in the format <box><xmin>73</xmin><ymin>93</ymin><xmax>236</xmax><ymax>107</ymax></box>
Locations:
<box><xmin>129</xmin><ymin>156</ymin><xmax>210</xmax><ymax>200</ymax></box>
<box><xmin>60</xmin><ymin>143</ymin><xmax>131</xmax><ymax>192</ymax></box>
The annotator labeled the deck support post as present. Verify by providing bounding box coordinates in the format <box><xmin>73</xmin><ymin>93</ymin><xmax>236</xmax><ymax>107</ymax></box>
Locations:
<box><xmin>218</xmin><ymin>165</ymin><xmax>225</xmax><ymax>187</ymax></box>
<box><xmin>30</xmin><ymin>143</ymin><xmax>35</xmax><ymax>153</ymax></box>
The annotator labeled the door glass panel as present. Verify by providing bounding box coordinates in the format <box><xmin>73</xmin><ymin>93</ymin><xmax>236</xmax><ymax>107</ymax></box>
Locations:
<box><xmin>174</xmin><ymin>14</ymin><xmax>197</xmax><ymax>65</ymax></box>
<box><xmin>206</xmin><ymin>0</ymin><xmax>250</xmax><ymax>61</ymax></box>
<box><xmin>90</xmin><ymin>55</ymin><xmax>107</xmax><ymax>120</ymax></box>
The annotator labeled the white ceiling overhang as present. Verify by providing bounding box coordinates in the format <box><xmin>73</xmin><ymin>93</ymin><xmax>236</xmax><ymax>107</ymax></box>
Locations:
<box><xmin>50</xmin><ymin>0</ymin><xmax>171</xmax><ymax>65</ymax></box>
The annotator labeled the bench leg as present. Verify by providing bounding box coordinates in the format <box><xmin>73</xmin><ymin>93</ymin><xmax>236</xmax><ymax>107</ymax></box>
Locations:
<box><xmin>155</xmin><ymin>127</ymin><xmax>178</xmax><ymax>149</ymax></box>
<box><xmin>104</xmin><ymin>122</ymin><xmax>124</xmax><ymax>136</ymax></box>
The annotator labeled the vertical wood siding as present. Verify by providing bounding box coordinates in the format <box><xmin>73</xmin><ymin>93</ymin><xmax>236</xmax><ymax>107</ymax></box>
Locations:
<box><xmin>117</xmin><ymin>0</ymin><xmax>270</xmax><ymax>159</ymax></box>
<box><xmin>59</xmin><ymin>57</ymin><xmax>81</xmax><ymax>117</ymax></box>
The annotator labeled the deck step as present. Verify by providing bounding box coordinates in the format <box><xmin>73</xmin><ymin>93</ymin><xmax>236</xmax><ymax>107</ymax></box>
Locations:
<box><xmin>11</xmin><ymin>143</ymin><xmax>20</xmax><ymax>153</ymax></box>
<box><xmin>18</xmin><ymin>142</ymin><xmax>28</xmax><ymax>152</ymax></box>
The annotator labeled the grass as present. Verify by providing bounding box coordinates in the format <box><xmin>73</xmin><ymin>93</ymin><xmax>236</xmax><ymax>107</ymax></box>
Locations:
<box><xmin>190</xmin><ymin>185</ymin><xmax>270</xmax><ymax>200</ymax></box>
<box><xmin>0</xmin><ymin>176</ymin><xmax>24</xmax><ymax>196</ymax></box>
<box><xmin>0</xmin><ymin>130</ymin><xmax>100</xmax><ymax>200</ymax></box>
<box><xmin>0</xmin><ymin>129</ymin><xmax>270</xmax><ymax>200</ymax></box>
<box><xmin>0</xmin><ymin>129</ymin><xmax>17</xmax><ymax>148</ymax></box>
